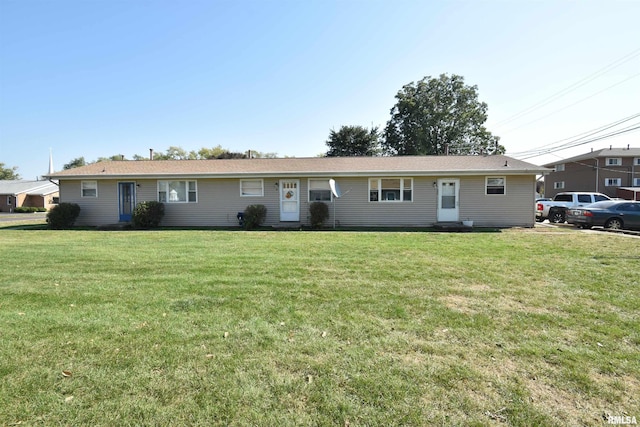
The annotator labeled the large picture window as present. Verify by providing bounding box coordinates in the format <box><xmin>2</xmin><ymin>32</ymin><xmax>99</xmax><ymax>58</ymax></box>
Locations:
<box><xmin>240</xmin><ymin>179</ymin><xmax>264</xmax><ymax>197</ymax></box>
<box><xmin>486</xmin><ymin>177</ymin><xmax>506</xmax><ymax>195</ymax></box>
<box><xmin>308</xmin><ymin>179</ymin><xmax>331</xmax><ymax>201</ymax></box>
<box><xmin>369</xmin><ymin>178</ymin><xmax>412</xmax><ymax>202</ymax></box>
<box><xmin>81</xmin><ymin>180</ymin><xmax>98</xmax><ymax>198</ymax></box>
<box><xmin>158</xmin><ymin>180</ymin><xmax>197</xmax><ymax>203</ymax></box>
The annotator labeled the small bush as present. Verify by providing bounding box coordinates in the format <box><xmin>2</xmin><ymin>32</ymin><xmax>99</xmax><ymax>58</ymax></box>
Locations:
<box><xmin>47</xmin><ymin>203</ymin><xmax>81</xmax><ymax>229</ymax></box>
<box><xmin>14</xmin><ymin>207</ymin><xmax>43</xmax><ymax>213</ymax></box>
<box><xmin>132</xmin><ymin>201</ymin><xmax>165</xmax><ymax>229</ymax></box>
<box><xmin>309</xmin><ymin>201</ymin><xmax>329</xmax><ymax>229</ymax></box>
<box><xmin>243</xmin><ymin>204</ymin><xmax>267</xmax><ymax>230</ymax></box>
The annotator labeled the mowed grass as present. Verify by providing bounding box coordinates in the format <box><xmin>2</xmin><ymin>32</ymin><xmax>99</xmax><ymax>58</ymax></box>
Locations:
<box><xmin>0</xmin><ymin>227</ymin><xmax>638</xmax><ymax>426</ymax></box>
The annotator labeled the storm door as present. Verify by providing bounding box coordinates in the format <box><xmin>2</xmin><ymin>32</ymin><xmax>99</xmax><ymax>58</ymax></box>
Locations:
<box><xmin>437</xmin><ymin>179</ymin><xmax>459</xmax><ymax>222</ymax></box>
<box><xmin>118</xmin><ymin>182</ymin><xmax>136</xmax><ymax>222</ymax></box>
<box><xmin>279</xmin><ymin>179</ymin><xmax>300</xmax><ymax>221</ymax></box>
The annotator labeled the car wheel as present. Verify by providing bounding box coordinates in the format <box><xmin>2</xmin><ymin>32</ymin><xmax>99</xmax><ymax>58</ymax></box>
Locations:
<box><xmin>604</xmin><ymin>218</ymin><xmax>623</xmax><ymax>230</ymax></box>
<box><xmin>549</xmin><ymin>210</ymin><xmax>565</xmax><ymax>223</ymax></box>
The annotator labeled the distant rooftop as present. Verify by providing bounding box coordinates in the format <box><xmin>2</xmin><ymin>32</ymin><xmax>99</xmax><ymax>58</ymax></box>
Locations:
<box><xmin>0</xmin><ymin>180</ymin><xmax>59</xmax><ymax>195</ymax></box>
<box><xmin>543</xmin><ymin>147</ymin><xmax>640</xmax><ymax>166</ymax></box>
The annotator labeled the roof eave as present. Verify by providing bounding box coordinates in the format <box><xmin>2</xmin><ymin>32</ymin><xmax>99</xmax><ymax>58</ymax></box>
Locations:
<box><xmin>47</xmin><ymin>168</ymin><xmax>550</xmax><ymax>180</ymax></box>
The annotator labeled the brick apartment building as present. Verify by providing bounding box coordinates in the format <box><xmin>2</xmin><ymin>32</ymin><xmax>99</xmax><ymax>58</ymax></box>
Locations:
<box><xmin>542</xmin><ymin>147</ymin><xmax>640</xmax><ymax>199</ymax></box>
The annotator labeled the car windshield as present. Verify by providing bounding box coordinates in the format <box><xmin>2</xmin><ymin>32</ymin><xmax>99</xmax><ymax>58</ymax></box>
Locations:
<box><xmin>585</xmin><ymin>201</ymin><xmax>617</xmax><ymax>209</ymax></box>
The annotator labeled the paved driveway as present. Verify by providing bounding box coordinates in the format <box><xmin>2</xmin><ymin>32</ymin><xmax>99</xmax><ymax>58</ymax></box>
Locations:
<box><xmin>0</xmin><ymin>212</ymin><xmax>47</xmax><ymax>223</ymax></box>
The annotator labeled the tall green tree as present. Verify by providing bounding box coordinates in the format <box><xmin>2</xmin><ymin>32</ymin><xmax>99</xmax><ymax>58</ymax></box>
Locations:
<box><xmin>0</xmin><ymin>163</ymin><xmax>20</xmax><ymax>180</ymax></box>
<box><xmin>383</xmin><ymin>74</ymin><xmax>504</xmax><ymax>156</ymax></box>
<box><xmin>63</xmin><ymin>157</ymin><xmax>87</xmax><ymax>170</ymax></box>
<box><xmin>325</xmin><ymin>125</ymin><xmax>381</xmax><ymax>157</ymax></box>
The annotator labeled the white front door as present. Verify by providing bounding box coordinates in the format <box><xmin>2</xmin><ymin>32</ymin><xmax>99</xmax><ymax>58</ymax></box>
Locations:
<box><xmin>437</xmin><ymin>179</ymin><xmax>460</xmax><ymax>222</ymax></box>
<box><xmin>280</xmin><ymin>179</ymin><xmax>300</xmax><ymax>222</ymax></box>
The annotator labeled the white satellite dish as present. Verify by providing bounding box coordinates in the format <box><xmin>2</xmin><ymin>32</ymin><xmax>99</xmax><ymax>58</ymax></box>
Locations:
<box><xmin>329</xmin><ymin>178</ymin><xmax>342</xmax><ymax>198</ymax></box>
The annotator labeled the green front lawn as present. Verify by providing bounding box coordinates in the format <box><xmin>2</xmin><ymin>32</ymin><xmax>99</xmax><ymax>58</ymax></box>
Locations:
<box><xmin>1</xmin><ymin>228</ymin><xmax>638</xmax><ymax>426</ymax></box>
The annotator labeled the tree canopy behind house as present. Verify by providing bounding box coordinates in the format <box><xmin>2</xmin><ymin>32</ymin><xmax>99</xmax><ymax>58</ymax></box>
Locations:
<box><xmin>0</xmin><ymin>162</ymin><xmax>20</xmax><ymax>180</ymax></box>
<box><xmin>383</xmin><ymin>73</ymin><xmax>504</xmax><ymax>156</ymax></box>
<box><xmin>59</xmin><ymin>146</ymin><xmax>280</xmax><ymax>170</ymax></box>
<box><xmin>325</xmin><ymin>125</ymin><xmax>381</xmax><ymax>157</ymax></box>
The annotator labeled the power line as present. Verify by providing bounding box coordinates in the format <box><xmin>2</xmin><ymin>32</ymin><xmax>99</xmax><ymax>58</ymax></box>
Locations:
<box><xmin>493</xmin><ymin>47</ymin><xmax>640</xmax><ymax>128</ymax></box>
<box><xmin>514</xmin><ymin>124</ymin><xmax>640</xmax><ymax>160</ymax></box>
<box><xmin>500</xmin><ymin>72</ymin><xmax>640</xmax><ymax>135</ymax></box>
<box><xmin>509</xmin><ymin>112</ymin><xmax>640</xmax><ymax>157</ymax></box>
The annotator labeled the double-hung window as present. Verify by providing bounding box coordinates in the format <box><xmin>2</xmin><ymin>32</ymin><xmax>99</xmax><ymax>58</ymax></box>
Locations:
<box><xmin>309</xmin><ymin>179</ymin><xmax>331</xmax><ymax>201</ymax></box>
<box><xmin>158</xmin><ymin>180</ymin><xmax>197</xmax><ymax>203</ymax></box>
<box><xmin>486</xmin><ymin>177</ymin><xmax>506</xmax><ymax>195</ymax></box>
<box><xmin>606</xmin><ymin>158</ymin><xmax>621</xmax><ymax>166</ymax></box>
<box><xmin>605</xmin><ymin>178</ymin><xmax>621</xmax><ymax>187</ymax></box>
<box><xmin>81</xmin><ymin>180</ymin><xmax>98</xmax><ymax>198</ymax></box>
<box><xmin>554</xmin><ymin>181</ymin><xmax>565</xmax><ymax>190</ymax></box>
<box><xmin>240</xmin><ymin>179</ymin><xmax>263</xmax><ymax>197</ymax></box>
<box><xmin>369</xmin><ymin>178</ymin><xmax>412</xmax><ymax>202</ymax></box>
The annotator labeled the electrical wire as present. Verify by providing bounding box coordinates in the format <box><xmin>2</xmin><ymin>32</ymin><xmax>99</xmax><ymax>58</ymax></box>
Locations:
<box><xmin>494</xmin><ymin>47</ymin><xmax>640</xmax><ymax>128</ymax></box>
<box><xmin>509</xmin><ymin>112</ymin><xmax>640</xmax><ymax>158</ymax></box>
<box><xmin>514</xmin><ymin>124</ymin><xmax>640</xmax><ymax>160</ymax></box>
<box><xmin>500</xmin><ymin>73</ymin><xmax>640</xmax><ymax>135</ymax></box>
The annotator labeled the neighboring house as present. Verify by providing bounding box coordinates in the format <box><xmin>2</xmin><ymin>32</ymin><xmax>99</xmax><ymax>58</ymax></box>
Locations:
<box><xmin>617</xmin><ymin>187</ymin><xmax>640</xmax><ymax>201</ymax></box>
<box><xmin>45</xmin><ymin>155</ymin><xmax>549</xmax><ymax>228</ymax></box>
<box><xmin>0</xmin><ymin>180</ymin><xmax>59</xmax><ymax>212</ymax></box>
<box><xmin>543</xmin><ymin>147</ymin><xmax>640</xmax><ymax>199</ymax></box>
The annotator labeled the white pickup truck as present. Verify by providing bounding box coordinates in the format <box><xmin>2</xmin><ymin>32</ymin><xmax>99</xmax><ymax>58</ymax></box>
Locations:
<box><xmin>535</xmin><ymin>192</ymin><xmax>611</xmax><ymax>223</ymax></box>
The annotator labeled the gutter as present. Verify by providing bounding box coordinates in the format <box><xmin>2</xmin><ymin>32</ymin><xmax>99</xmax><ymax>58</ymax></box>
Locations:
<box><xmin>46</xmin><ymin>169</ymin><xmax>552</xmax><ymax>181</ymax></box>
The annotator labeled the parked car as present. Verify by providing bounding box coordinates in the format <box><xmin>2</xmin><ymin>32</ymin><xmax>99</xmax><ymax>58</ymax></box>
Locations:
<box><xmin>566</xmin><ymin>201</ymin><xmax>640</xmax><ymax>230</ymax></box>
<box><xmin>536</xmin><ymin>192</ymin><xmax>611</xmax><ymax>223</ymax></box>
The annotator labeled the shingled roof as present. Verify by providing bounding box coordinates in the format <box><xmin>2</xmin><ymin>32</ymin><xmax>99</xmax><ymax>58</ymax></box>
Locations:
<box><xmin>46</xmin><ymin>155</ymin><xmax>549</xmax><ymax>179</ymax></box>
<box><xmin>542</xmin><ymin>147</ymin><xmax>640</xmax><ymax>166</ymax></box>
<box><xmin>0</xmin><ymin>180</ymin><xmax>59</xmax><ymax>195</ymax></box>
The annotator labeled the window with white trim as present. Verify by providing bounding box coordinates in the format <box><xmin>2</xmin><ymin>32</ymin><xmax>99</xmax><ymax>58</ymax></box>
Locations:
<box><xmin>158</xmin><ymin>180</ymin><xmax>197</xmax><ymax>203</ymax></box>
<box><xmin>605</xmin><ymin>178</ymin><xmax>621</xmax><ymax>187</ymax></box>
<box><xmin>634</xmin><ymin>158</ymin><xmax>640</xmax><ymax>166</ymax></box>
<box><xmin>369</xmin><ymin>178</ymin><xmax>412</xmax><ymax>202</ymax></box>
<box><xmin>634</xmin><ymin>177</ymin><xmax>640</xmax><ymax>186</ymax></box>
<box><xmin>554</xmin><ymin>181</ymin><xmax>565</xmax><ymax>190</ymax></box>
<box><xmin>555</xmin><ymin>164</ymin><xmax>565</xmax><ymax>172</ymax></box>
<box><xmin>308</xmin><ymin>179</ymin><xmax>331</xmax><ymax>201</ymax></box>
<box><xmin>240</xmin><ymin>179</ymin><xmax>263</xmax><ymax>197</ymax></box>
<box><xmin>606</xmin><ymin>158</ymin><xmax>621</xmax><ymax>166</ymax></box>
<box><xmin>81</xmin><ymin>180</ymin><xmax>98</xmax><ymax>198</ymax></box>
<box><xmin>486</xmin><ymin>177</ymin><xmax>506</xmax><ymax>195</ymax></box>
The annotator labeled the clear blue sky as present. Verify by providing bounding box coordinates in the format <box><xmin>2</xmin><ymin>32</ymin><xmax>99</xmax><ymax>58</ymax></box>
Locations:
<box><xmin>1</xmin><ymin>0</ymin><xmax>639</xmax><ymax>180</ymax></box>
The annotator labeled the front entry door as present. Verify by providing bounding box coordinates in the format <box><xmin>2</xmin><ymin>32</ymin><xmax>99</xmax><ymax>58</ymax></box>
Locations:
<box><xmin>119</xmin><ymin>182</ymin><xmax>136</xmax><ymax>222</ymax></box>
<box><xmin>280</xmin><ymin>179</ymin><xmax>300</xmax><ymax>222</ymax></box>
<box><xmin>437</xmin><ymin>179</ymin><xmax>459</xmax><ymax>222</ymax></box>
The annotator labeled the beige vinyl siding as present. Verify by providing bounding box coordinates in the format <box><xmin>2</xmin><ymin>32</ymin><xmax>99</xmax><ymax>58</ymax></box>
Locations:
<box><xmin>60</xmin><ymin>175</ymin><xmax>537</xmax><ymax>227</ymax></box>
<box><xmin>323</xmin><ymin>177</ymin><xmax>437</xmax><ymax>227</ymax></box>
<box><xmin>151</xmin><ymin>178</ymin><xmax>280</xmax><ymax>227</ymax></box>
<box><xmin>459</xmin><ymin>175</ymin><xmax>536</xmax><ymax>227</ymax></box>
<box><xmin>59</xmin><ymin>180</ymin><xmax>119</xmax><ymax>226</ymax></box>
